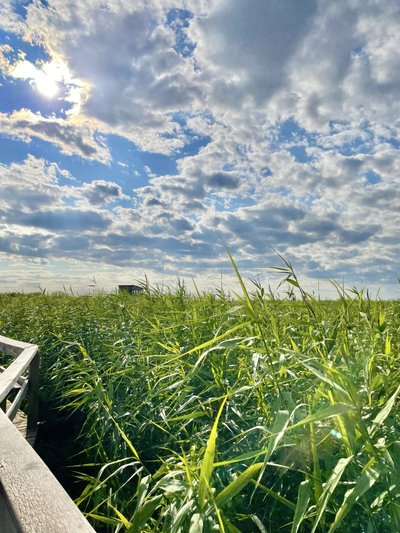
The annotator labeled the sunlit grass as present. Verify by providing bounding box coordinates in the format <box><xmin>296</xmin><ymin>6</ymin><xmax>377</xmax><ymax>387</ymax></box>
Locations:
<box><xmin>1</xmin><ymin>260</ymin><xmax>400</xmax><ymax>532</ymax></box>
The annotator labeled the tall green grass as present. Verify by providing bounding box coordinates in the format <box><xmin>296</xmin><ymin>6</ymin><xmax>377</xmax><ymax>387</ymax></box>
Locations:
<box><xmin>1</xmin><ymin>264</ymin><xmax>400</xmax><ymax>532</ymax></box>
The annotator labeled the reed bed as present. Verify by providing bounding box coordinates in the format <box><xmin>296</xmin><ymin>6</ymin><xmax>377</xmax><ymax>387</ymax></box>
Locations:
<box><xmin>1</xmin><ymin>262</ymin><xmax>400</xmax><ymax>532</ymax></box>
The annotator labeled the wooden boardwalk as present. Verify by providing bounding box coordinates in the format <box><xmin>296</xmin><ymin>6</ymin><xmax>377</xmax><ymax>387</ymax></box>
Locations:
<box><xmin>0</xmin><ymin>334</ymin><xmax>95</xmax><ymax>532</ymax></box>
<box><xmin>1</xmin><ymin>362</ymin><xmax>37</xmax><ymax>445</ymax></box>
<box><xmin>6</xmin><ymin>399</ymin><xmax>37</xmax><ymax>445</ymax></box>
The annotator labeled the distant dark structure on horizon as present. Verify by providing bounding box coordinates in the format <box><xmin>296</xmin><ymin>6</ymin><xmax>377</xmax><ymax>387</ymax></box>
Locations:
<box><xmin>118</xmin><ymin>284</ymin><xmax>144</xmax><ymax>294</ymax></box>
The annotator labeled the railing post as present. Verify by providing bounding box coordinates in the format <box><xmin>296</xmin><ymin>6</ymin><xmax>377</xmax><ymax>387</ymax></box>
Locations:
<box><xmin>26</xmin><ymin>350</ymin><xmax>40</xmax><ymax>434</ymax></box>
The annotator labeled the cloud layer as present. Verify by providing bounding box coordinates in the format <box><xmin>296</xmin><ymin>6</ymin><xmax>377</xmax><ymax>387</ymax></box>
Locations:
<box><xmin>0</xmin><ymin>0</ymin><xmax>399</xmax><ymax>294</ymax></box>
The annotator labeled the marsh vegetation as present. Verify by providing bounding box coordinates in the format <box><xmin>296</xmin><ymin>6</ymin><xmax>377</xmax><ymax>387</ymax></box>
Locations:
<box><xmin>1</xmin><ymin>262</ymin><xmax>400</xmax><ymax>532</ymax></box>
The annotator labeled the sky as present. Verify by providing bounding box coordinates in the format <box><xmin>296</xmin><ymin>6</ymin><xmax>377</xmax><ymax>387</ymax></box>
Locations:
<box><xmin>0</xmin><ymin>0</ymin><xmax>399</xmax><ymax>297</ymax></box>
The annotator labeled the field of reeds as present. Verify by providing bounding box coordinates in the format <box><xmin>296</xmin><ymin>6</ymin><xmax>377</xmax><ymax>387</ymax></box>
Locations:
<box><xmin>1</xmin><ymin>260</ymin><xmax>400</xmax><ymax>532</ymax></box>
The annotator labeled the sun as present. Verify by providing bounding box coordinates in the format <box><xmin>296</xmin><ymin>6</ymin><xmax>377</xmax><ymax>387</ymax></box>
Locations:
<box><xmin>10</xmin><ymin>57</ymin><xmax>85</xmax><ymax>111</ymax></box>
<box><xmin>35</xmin><ymin>75</ymin><xmax>59</xmax><ymax>98</ymax></box>
<box><xmin>11</xmin><ymin>59</ymin><xmax>63</xmax><ymax>99</ymax></box>
<box><xmin>35</xmin><ymin>71</ymin><xmax>59</xmax><ymax>98</ymax></box>
<box><xmin>34</xmin><ymin>62</ymin><xmax>62</xmax><ymax>98</ymax></box>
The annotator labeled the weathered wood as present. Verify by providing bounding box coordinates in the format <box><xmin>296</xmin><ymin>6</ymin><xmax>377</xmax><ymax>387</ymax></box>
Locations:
<box><xmin>0</xmin><ymin>410</ymin><xmax>96</xmax><ymax>532</ymax></box>
<box><xmin>0</xmin><ymin>337</ymin><xmax>39</xmax><ymax>445</ymax></box>
<box><xmin>0</xmin><ymin>484</ymin><xmax>20</xmax><ymax>533</ymax></box>
<box><xmin>0</xmin><ymin>367</ymin><xmax>26</xmax><ymax>387</ymax></box>
<box><xmin>26</xmin><ymin>352</ymin><xmax>39</xmax><ymax>434</ymax></box>
<box><xmin>0</xmin><ymin>335</ymin><xmax>94</xmax><ymax>530</ymax></box>
<box><xmin>0</xmin><ymin>335</ymin><xmax>33</xmax><ymax>356</ymax></box>
<box><xmin>0</xmin><ymin>345</ymin><xmax>37</xmax><ymax>404</ymax></box>
<box><xmin>3</xmin><ymin>400</ymin><xmax>28</xmax><ymax>441</ymax></box>
<box><xmin>6</xmin><ymin>380</ymin><xmax>28</xmax><ymax>423</ymax></box>
<box><xmin>3</xmin><ymin>402</ymin><xmax>35</xmax><ymax>445</ymax></box>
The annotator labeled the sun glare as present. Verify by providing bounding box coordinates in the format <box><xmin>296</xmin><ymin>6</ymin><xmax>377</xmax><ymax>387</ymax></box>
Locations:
<box><xmin>10</xmin><ymin>58</ymin><xmax>85</xmax><ymax>111</ymax></box>
<box><xmin>35</xmin><ymin>71</ymin><xmax>59</xmax><ymax>98</ymax></box>
<box><xmin>35</xmin><ymin>62</ymin><xmax>65</xmax><ymax>98</ymax></box>
<box><xmin>11</xmin><ymin>59</ymin><xmax>69</xmax><ymax>99</ymax></box>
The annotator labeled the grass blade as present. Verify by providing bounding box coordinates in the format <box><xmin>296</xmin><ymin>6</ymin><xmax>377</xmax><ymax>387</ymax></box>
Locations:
<box><xmin>215</xmin><ymin>463</ymin><xmax>264</xmax><ymax>507</ymax></box>
<box><xmin>369</xmin><ymin>384</ymin><xmax>400</xmax><ymax>437</ymax></box>
<box><xmin>291</xmin><ymin>479</ymin><xmax>311</xmax><ymax>533</ymax></box>
<box><xmin>109</xmin><ymin>503</ymin><xmax>132</xmax><ymax>529</ymax></box>
<box><xmin>287</xmin><ymin>403</ymin><xmax>355</xmax><ymax>431</ymax></box>
<box><xmin>199</xmin><ymin>397</ymin><xmax>227</xmax><ymax>508</ymax></box>
<box><xmin>226</xmin><ymin>246</ymin><xmax>255</xmax><ymax>315</ymax></box>
<box><xmin>183</xmin><ymin>322</ymin><xmax>251</xmax><ymax>356</ymax></box>
<box><xmin>128</xmin><ymin>495</ymin><xmax>162</xmax><ymax>533</ymax></box>
<box><xmin>266</xmin><ymin>410</ymin><xmax>291</xmax><ymax>458</ymax></box>
<box><xmin>311</xmin><ymin>455</ymin><xmax>353</xmax><ymax>533</ymax></box>
<box><xmin>251</xmin><ymin>480</ymin><xmax>296</xmax><ymax>510</ymax></box>
<box><xmin>328</xmin><ymin>460</ymin><xmax>386</xmax><ymax>533</ymax></box>
<box><xmin>215</xmin><ymin>404</ymin><xmax>355</xmax><ymax>467</ymax></box>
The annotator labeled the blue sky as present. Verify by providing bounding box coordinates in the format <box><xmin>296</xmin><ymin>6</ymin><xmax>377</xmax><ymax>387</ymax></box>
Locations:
<box><xmin>0</xmin><ymin>0</ymin><xmax>400</xmax><ymax>296</ymax></box>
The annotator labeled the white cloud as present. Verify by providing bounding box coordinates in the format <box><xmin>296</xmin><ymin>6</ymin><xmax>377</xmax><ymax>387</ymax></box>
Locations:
<box><xmin>4</xmin><ymin>0</ymin><xmax>400</xmax><ymax>140</ymax></box>
<box><xmin>79</xmin><ymin>180</ymin><xmax>129</xmax><ymax>205</ymax></box>
<box><xmin>20</xmin><ymin>0</ymin><xmax>203</xmax><ymax>154</ymax></box>
<box><xmin>0</xmin><ymin>0</ymin><xmax>399</xmax><ymax>294</ymax></box>
<box><xmin>0</xmin><ymin>0</ymin><xmax>25</xmax><ymax>33</ymax></box>
<box><xmin>0</xmin><ymin>151</ymin><xmax>399</xmax><ymax>295</ymax></box>
<box><xmin>9</xmin><ymin>56</ymin><xmax>86</xmax><ymax>107</ymax></box>
<box><xmin>0</xmin><ymin>156</ymin><xmax>112</xmax><ymax>235</ymax></box>
<box><xmin>192</xmin><ymin>0</ymin><xmax>318</xmax><ymax>109</ymax></box>
<box><xmin>0</xmin><ymin>110</ymin><xmax>111</xmax><ymax>162</ymax></box>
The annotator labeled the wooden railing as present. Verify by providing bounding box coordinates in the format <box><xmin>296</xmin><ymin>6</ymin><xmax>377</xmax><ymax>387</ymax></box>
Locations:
<box><xmin>0</xmin><ymin>335</ymin><xmax>95</xmax><ymax>532</ymax></box>
<box><xmin>0</xmin><ymin>335</ymin><xmax>39</xmax><ymax>441</ymax></box>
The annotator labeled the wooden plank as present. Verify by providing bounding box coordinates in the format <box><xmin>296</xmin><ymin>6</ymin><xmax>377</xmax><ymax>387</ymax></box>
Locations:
<box><xmin>4</xmin><ymin>402</ymin><xmax>35</xmax><ymax>444</ymax></box>
<box><xmin>0</xmin><ymin>485</ymin><xmax>20</xmax><ymax>533</ymax></box>
<box><xmin>0</xmin><ymin>346</ymin><xmax>37</xmax><ymax>404</ymax></box>
<box><xmin>3</xmin><ymin>400</ymin><xmax>29</xmax><ymax>441</ymax></box>
<box><xmin>0</xmin><ymin>410</ymin><xmax>96</xmax><ymax>532</ymax></box>
<box><xmin>6</xmin><ymin>380</ymin><xmax>28</xmax><ymax>422</ymax></box>
<box><xmin>0</xmin><ymin>335</ymin><xmax>33</xmax><ymax>356</ymax></box>
<box><xmin>0</xmin><ymin>367</ymin><xmax>26</xmax><ymax>387</ymax></box>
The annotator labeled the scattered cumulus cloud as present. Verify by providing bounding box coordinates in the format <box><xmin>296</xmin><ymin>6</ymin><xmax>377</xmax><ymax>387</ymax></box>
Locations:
<box><xmin>80</xmin><ymin>180</ymin><xmax>129</xmax><ymax>205</ymax></box>
<box><xmin>0</xmin><ymin>0</ymin><xmax>399</xmax><ymax>294</ymax></box>
<box><xmin>0</xmin><ymin>109</ymin><xmax>111</xmax><ymax>162</ymax></box>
